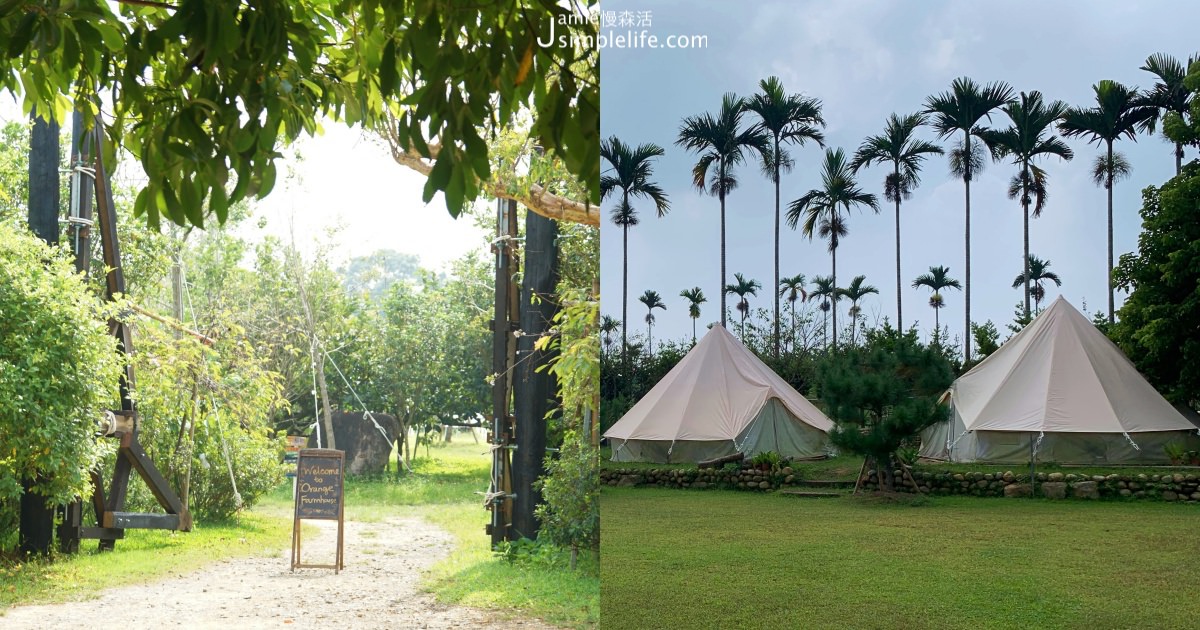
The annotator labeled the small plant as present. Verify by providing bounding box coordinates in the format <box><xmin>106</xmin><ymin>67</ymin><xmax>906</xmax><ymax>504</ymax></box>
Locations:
<box><xmin>1189</xmin><ymin>450</ymin><xmax>1200</xmax><ymax>466</ymax></box>
<box><xmin>1164</xmin><ymin>442</ymin><xmax>1186</xmax><ymax>465</ymax></box>
<box><xmin>749</xmin><ymin>451</ymin><xmax>782</xmax><ymax>472</ymax></box>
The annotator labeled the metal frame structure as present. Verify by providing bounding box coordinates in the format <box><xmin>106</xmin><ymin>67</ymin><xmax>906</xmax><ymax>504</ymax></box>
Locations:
<box><xmin>58</xmin><ymin>120</ymin><xmax>192</xmax><ymax>552</ymax></box>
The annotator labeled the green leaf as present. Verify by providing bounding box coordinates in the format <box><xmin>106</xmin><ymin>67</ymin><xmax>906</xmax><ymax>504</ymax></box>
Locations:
<box><xmin>378</xmin><ymin>37</ymin><xmax>397</xmax><ymax>97</ymax></box>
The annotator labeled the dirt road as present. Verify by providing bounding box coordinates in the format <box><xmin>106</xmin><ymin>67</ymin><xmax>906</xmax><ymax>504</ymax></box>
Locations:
<box><xmin>1</xmin><ymin>517</ymin><xmax>554</xmax><ymax>629</ymax></box>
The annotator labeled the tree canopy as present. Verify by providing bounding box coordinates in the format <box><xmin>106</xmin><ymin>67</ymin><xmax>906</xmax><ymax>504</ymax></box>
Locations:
<box><xmin>0</xmin><ymin>0</ymin><xmax>599</xmax><ymax>228</ymax></box>
<box><xmin>1112</xmin><ymin>161</ymin><xmax>1200</xmax><ymax>409</ymax></box>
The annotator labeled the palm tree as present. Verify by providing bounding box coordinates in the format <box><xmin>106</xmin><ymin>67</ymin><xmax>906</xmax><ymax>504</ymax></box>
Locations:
<box><xmin>1011</xmin><ymin>254</ymin><xmax>1062</xmax><ymax>314</ymax></box>
<box><xmin>850</xmin><ymin>112</ymin><xmax>943</xmax><ymax>330</ymax></box>
<box><xmin>676</xmin><ymin>93</ymin><xmax>770</xmax><ymax>328</ymax></box>
<box><xmin>778</xmin><ymin>273</ymin><xmax>808</xmax><ymax>351</ymax></box>
<box><xmin>925</xmin><ymin>77</ymin><xmax>1015</xmax><ymax>363</ymax></box>
<box><xmin>1058</xmin><ymin>80</ymin><xmax>1154</xmax><ymax>324</ymax></box>
<box><xmin>807</xmin><ymin>275</ymin><xmax>837</xmax><ymax>350</ymax></box>
<box><xmin>637</xmin><ymin>290</ymin><xmax>667</xmax><ymax>359</ymax></box>
<box><xmin>1140</xmin><ymin>52</ymin><xmax>1200</xmax><ymax>175</ymax></box>
<box><xmin>912</xmin><ymin>265</ymin><xmax>962</xmax><ymax>345</ymax></box>
<box><xmin>980</xmin><ymin>91</ymin><xmax>1073</xmax><ymax>320</ymax></box>
<box><xmin>724</xmin><ymin>272</ymin><xmax>761</xmax><ymax>342</ymax></box>
<box><xmin>787</xmin><ymin>148</ymin><xmax>878</xmax><ymax>348</ymax></box>
<box><xmin>601</xmin><ymin>136</ymin><xmax>670</xmax><ymax>390</ymax></box>
<box><xmin>679</xmin><ymin>287</ymin><xmax>707</xmax><ymax>344</ymax></box>
<box><xmin>838</xmin><ymin>275</ymin><xmax>878</xmax><ymax>345</ymax></box>
<box><xmin>600</xmin><ymin>315</ymin><xmax>619</xmax><ymax>355</ymax></box>
<box><xmin>745</xmin><ymin>76</ymin><xmax>825</xmax><ymax>357</ymax></box>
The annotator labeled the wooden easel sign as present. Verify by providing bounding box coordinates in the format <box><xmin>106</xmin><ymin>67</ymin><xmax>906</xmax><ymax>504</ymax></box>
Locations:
<box><xmin>291</xmin><ymin>448</ymin><xmax>345</xmax><ymax>573</ymax></box>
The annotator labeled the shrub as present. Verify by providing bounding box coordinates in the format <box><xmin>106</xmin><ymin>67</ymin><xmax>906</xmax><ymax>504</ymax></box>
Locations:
<box><xmin>0</xmin><ymin>224</ymin><xmax>122</xmax><ymax>550</ymax></box>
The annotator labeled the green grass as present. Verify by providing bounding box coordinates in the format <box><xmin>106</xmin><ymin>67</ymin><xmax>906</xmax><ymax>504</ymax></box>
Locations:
<box><xmin>0</xmin><ymin>512</ymin><xmax>288</xmax><ymax>610</ymax></box>
<box><xmin>416</xmin><ymin>502</ymin><xmax>598</xmax><ymax>628</ymax></box>
<box><xmin>601</xmin><ymin>488</ymin><xmax>1200</xmax><ymax>630</ymax></box>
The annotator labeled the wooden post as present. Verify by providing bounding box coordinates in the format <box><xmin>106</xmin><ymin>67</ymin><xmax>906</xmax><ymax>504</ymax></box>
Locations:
<box><xmin>511</xmin><ymin>209</ymin><xmax>559</xmax><ymax>541</ymax></box>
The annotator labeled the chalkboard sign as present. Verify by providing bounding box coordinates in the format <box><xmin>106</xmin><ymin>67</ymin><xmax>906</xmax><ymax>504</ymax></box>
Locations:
<box><xmin>291</xmin><ymin>448</ymin><xmax>344</xmax><ymax>572</ymax></box>
<box><xmin>296</xmin><ymin>452</ymin><xmax>343</xmax><ymax>519</ymax></box>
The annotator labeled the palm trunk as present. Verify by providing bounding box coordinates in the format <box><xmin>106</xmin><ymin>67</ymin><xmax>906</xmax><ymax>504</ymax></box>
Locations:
<box><xmin>622</xmin><ymin>195</ymin><xmax>631</xmax><ymax>397</ymax></box>
<box><xmin>720</xmin><ymin>175</ymin><xmax>728</xmax><ymax>328</ymax></box>
<box><xmin>1176</xmin><ymin>142</ymin><xmax>1183</xmax><ymax>177</ymax></box>
<box><xmin>831</xmin><ymin>245</ymin><xmax>838</xmax><ymax>349</ymax></box>
<box><xmin>692</xmin><ymin>317</ymin><xmax>697</xmax><ymax>344</ymax></box>
<box><xmin>790</xmin><ymin>302</ymin><xmax>796</xmax><ymax>352</ymax></box>
<box><xmin>934</xmin><ymin>306</ymin><xmax>940</xmax><ymax>344</ymax></box>
<box><xmin>894</xmin><ymin>163</ymin><xmax>903</xmax><ymax>329</ymax></box>
<box><xmin>963</xmin><ymin>133</ymin><xmax>973</xmax><ymax>365</ymax></box>
<box><xmin>647</xmin><ymin>318</ymin><xmax>652</xmax><ymax>359</ymax></box>
<box><xmin>1022</xmin><ymin>166</ymin><xmax>1031</xmax><ymax>320</ymax></box>
<box><xmin>1107</xmin><ymin>140</ymin><xmax>1115</xmax><ymax>325</ymax></box>
<box><xmin>773</xmin><ymin>142</ymin><xmax>781</xmax><ymax>358</ymax></box>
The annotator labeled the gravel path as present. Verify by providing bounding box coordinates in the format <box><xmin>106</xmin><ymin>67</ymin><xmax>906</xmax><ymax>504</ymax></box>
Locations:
<box><xmin>1</xmin><ymin>517</ymin><xmax>555</xmax><ymax>629</ymax></box>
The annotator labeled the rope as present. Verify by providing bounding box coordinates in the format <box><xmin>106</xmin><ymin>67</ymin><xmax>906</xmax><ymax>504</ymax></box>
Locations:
<box><xmin>1121</xmin><ymin>431</ymin><xmax>1141</xmax><ymax>451</ymax></box>
<box><xmin>209</xmin><ymin>395</ymin><xmax>242</xmax><ymax>510</ymax></box>
<box><xmin>1034</xmin><ymin>430</ymin><xmax>1045</xmax><ymax>457</ymax></box>
<box><xmin>321</xmin><ymin>348</ymin><xmax>392</xmax><ymax>446</ymax></box>
<box><xmin>947</xmin><ymin>429</ymin><xmax>970</xmax><ymax>451</ymax></box>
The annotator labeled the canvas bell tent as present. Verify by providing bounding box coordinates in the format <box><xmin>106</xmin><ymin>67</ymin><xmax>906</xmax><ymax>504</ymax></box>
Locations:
<box><xmin>604</xmin><ymin>325</ymin><xmax>833</xmax><ymax>463</ymax></box>
<box><xmin>920</xmin><ymin>297</ymin><xmax>1200</xmax><ymax>464</ymax></box>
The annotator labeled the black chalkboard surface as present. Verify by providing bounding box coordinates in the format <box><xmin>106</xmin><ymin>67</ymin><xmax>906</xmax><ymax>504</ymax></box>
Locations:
<box><xmin>291</xmin><ymin>448</ymin><xmax>345</xmax><ymax>572</ymax></box>
<box><xmin>295</xmin><ymin>452</ymin><xmax>343</xmax><ymax>519</ymax></box>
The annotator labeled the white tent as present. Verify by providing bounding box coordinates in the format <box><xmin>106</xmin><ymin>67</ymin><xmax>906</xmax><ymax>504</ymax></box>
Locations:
<box><xmin>920</xmin><ymin>296</ymin><xmax>1200</xmax><ymax>464</ymax></box>
<box><xmin>605</xmin><ymin>325</ymin><xmax>833</xmax><ymax>463</ymax></box>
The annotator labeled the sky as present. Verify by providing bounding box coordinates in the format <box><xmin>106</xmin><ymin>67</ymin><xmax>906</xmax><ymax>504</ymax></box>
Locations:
<box><xmin>0</xmin><ymin>99</ymin><xmax>489</xmax><ymax>272</ymax></box>
<box><xmin>599</xmin><ymin>0</ymin><xmax>1199</xmax><ymax>350</ymax></box>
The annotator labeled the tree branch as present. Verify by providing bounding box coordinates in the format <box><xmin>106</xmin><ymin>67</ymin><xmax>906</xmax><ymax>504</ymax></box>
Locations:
<box><xmin>384</xmin><ymin>137</ymin><xmax>599</xmax><ymax>227</ymax></box>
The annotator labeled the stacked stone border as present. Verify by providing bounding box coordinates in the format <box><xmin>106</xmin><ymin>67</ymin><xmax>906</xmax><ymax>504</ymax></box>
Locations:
<box><xmin>600</xmin><ymin>465</ymin><xmax>1200</xmax><ymax>502</ymax></box>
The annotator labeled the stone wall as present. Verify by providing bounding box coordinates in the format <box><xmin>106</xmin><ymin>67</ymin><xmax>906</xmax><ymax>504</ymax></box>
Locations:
<box><xmin>861</xmin><ymin>469</ymin><xmax>1200</xmax><ymax>502</ymax></box>
<box><xmin>600</xmin><ymin>465</ymin><xmax>815</xmax><ymax>491</ymax></box>
<box><xmin>600</xmin><ymin>464</ymin><xmax>1200</xmax><ymax>502</ymax></box>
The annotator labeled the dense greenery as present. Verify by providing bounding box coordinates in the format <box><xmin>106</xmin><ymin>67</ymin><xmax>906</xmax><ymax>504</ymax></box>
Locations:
<box><xmin>0</xmin><ymin>223</ymin><xmax>121</xmax><ymax>547</ymax></box>
<box><xmin>0</xmin><ymin>0</ymin><xmax>599</xmax><ymax>227</ymax></box>
<box><xmin>1112</xmin><ymin>161</ymin><xmax>1200</xmax><ymax>408</ymax></box>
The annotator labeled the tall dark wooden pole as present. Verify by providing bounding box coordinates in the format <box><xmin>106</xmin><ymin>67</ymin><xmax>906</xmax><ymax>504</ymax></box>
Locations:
<box><xmin>19</xmin><ymin>108</ymin><xmax>60</xmax><ymax>556</ymax></box>
<box><xmin>488</xmin><ymin>198</ymin><xmax>519</xmax><ymax>545</ymax></box>
<box><xmin>511</xmin><ymin>210</ymin><xmax>559</xmax><ymax>541</ymax></box>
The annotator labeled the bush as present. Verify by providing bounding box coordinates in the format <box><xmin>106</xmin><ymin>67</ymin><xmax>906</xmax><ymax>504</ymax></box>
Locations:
<box><xmin>0</xmin><ymin>224</ymin><xmax>122</xmax><ymax>550</ymax></box>
<box><xmin>120</xmin><ymin>317</ymin><xmax>287</xmax><ymax>521</ymax></box>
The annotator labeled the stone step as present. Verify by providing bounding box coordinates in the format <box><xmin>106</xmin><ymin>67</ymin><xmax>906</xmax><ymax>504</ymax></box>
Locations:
<box><xmin>792</xmin><ymin>479</ymin><xmax>855</xmax><ymax>488</ymax></box>
<box><xmin>779</xmin><ymin>490</ymin><xmax>844</xmax><ymax>498</ymax></box>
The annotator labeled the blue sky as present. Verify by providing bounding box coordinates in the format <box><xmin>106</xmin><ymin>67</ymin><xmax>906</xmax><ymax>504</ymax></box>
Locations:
<box><xmin>599</xmin><ymin>0</ymin><xmax>1199</xmax><ymax>349</ymax></box>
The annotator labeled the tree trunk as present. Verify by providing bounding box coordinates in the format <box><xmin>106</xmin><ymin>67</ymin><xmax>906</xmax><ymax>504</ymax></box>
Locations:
<box><xmin>511</xmin><ymin>210</ymin><xmax>559</xmax><ymax>542</ymax></box>
<box><xmin>312</xmin><ymin>340</ymin><xmax>335</xmax><ymax>450</ymax></box>
<box><xmin>1022</xmin><ymin>165</ymin><xmax>1031</xmax><ymax>321</ymax></box>
<box><xmin>621</xmin><ymin>193</ymin><xmax>630</xmax><ymax>398</ymax></box>
<box><xmin>180</xmin><ymin>394</ymin><xmax>199</xmax><ymax>512</ymax></box>
<box><xmin>963</xmin><ymin>133</ymin><xmax>973</xmax><ymax>365</ymax></box>
<box><xmin>1176</xmin><ymin>142</ymin><xmax>1183</xmax><ymax>177</ymax></box>
<box><xmin>692</xmin><ymin>317</ymin><xmax>696</xmax><ymax>344</ymax></box>
<box><xmin>773</xmin><ymin>143</ymin><xmax>781</xmax><ymax>358</ymax></box>
<box><xmin>1107</xmin><ymin>140</ymin><xmax>1115</xmax><ymax>325</ymax></box>
<box><xmin>894</xmin><ymin>163</ymin><xmax>903</xmax><ymax>330</ymax></box>
<box><xmin>831</xmin><ymin>245</ymin><xmax>838</xmax><ymax>348</ymax></box>
<box><xmin>647</xmin><ymin>319</ymin><xmax>652</xmax><ymax>359</ymax></box>
<box><xmin>719</xmin><ymin>179</ymin><xmax>727</xmax><ymax>328</ymax></box>
<box><xmin>934</xmin><ymin>306</ymin><xmax>940</xmax><ymax>344</ymax></box>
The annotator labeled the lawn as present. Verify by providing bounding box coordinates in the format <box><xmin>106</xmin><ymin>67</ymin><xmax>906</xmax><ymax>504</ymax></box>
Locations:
<box><xmin>601</xmin><ymin>488</ymin><xmax>1200</xmax><ymax>630</ymax></box>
